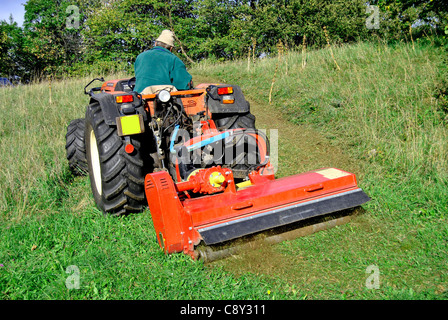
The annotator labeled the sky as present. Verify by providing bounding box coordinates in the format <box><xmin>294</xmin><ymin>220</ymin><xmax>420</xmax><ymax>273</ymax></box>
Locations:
<box><xmin>0</xmin><ymin>0</ymin><xmax>27</xmax><ymax>26</ymax></box>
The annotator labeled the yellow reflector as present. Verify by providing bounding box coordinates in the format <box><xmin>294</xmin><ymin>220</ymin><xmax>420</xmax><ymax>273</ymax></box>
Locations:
<box><xmin>117</xmin><ymin>115</ymin><xmax>144</xmax><ymax>136</ymax></box>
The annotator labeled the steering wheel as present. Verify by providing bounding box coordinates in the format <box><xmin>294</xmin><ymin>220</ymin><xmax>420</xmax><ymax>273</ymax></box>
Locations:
<box><xmin>127</xmin><ymin>77</ymin><xmax>136</xmax><ymax>91</ymax></box>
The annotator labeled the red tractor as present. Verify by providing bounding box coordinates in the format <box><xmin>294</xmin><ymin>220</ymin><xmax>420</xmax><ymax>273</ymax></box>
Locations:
<box><xmin>66</xmin><ymin>77</ymin><xmax>369</xmax><ymax>261</ymax></box>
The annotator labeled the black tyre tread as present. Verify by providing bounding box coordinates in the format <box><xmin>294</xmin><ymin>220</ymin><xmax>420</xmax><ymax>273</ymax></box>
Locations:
<box><xmin>235</xmin><ymin>112</ymin><xmax>256</xmax><ymax>128</ymax></box>
<box><xmin>66</xmin><ymin>118</ymin><xmax>88</xmax><ymax>176</ymax></box>
<box><xmin>213</xmin><ymin>112</ymin><xmax>256</xmax><ymax>130</ymax></box>
<box><xmin>85</xmin><ymin>102</ymin><xmax>150</xmax><ymax>216</ymax></box>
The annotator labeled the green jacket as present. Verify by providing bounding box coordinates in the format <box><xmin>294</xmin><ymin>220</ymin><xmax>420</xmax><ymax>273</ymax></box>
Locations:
<box><xmin>134</xmin><ymin>46</ymin><xmax>192</xmax><ymax>93</ymax></box>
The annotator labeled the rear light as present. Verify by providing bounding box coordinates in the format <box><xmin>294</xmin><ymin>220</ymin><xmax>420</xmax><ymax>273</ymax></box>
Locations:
<box><xmin>222</xmin><ymin>95</ymin><xmax>235</xmax><ymax>104</ymax></box>
<box><xmin>116</xmin><ymin>95</ymin><xmax>134</xmax><ymax>103</ymax></box>
<box><xmin>217</xmin><ymin>87</ymin><xmax>233</xmax><ymax>95</ymax></box>
<box><xmin>125</xmin><ymin>143</ymin><xmax>135</xmax><ymax>154</ymax></box>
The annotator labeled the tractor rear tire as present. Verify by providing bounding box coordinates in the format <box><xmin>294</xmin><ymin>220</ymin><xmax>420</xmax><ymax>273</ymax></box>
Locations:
<box><xmin>213</xmin><ymin>112</ymin><xmax>256</xmax><ymax>130</ymax></box>
<box><xmin>210</xmin><ymin>112</ymin><xmax>261</xmax><ymax>179</ymax></box>
<box><xmin>66</xmin><ymin>118</ymin><xmax>88</xmax><ymax>176</ymax></box>
<box><xmin>84</xmin><ymin>102</ymin><xmax>148</xmax><ymax>216</ymax></box>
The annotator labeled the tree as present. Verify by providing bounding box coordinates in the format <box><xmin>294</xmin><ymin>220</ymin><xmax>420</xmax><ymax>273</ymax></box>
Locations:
<box><xmin>375</xmin><ymin>0</ymin><xmax>448</xmax><ymax>37</ymax></box>
<box><xmin>5</xmin><ymin>0</ymin><xmax>444</xmax><ymax>80</ymax></box>
<box><xmin>228</xmin><ymin>0</ymin><xmax>371</xmax><ymax>56</ymax></box>
<box><xmin>22</xmin><ymin>0</ymin><xmax>85</xmax><ymax>77</ymax></box>
<box><xmin>0</xmin><ymin>17</ymin><xmax>30</xmax><ymax>81</ymax></box>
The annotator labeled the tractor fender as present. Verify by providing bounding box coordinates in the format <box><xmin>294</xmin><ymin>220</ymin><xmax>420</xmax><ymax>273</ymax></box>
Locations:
<box><xmin>88</xmin><ymin>92</ymin><xmax>120</xmax><ymax>126</ymax></box>
<box><xmin>88</xmin><ymin>92</ymin><xmax>144</xmax><ymax>126</ymax></box>
<box><xmin>206</xmin><ymin>85</ymin><xmax>250</xmax><ymax>114</ymax></box>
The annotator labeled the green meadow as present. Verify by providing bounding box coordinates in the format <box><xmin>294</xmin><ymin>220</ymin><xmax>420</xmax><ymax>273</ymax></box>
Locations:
<box><xmin>1</xmin><ymin>40</ymin><xmax>447</xmax><ymax>300</ymax></box>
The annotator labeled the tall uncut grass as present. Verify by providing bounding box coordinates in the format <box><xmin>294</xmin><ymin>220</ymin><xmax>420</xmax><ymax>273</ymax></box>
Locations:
<box><xmin>0</xmin><ymin>77</ymin><xmax>99</xmax><ymax>222</ymax></box>
<box><xmin>1</xmin><ymin>78</ymin><xmax>74</xmax><ymax>221</ymax></box>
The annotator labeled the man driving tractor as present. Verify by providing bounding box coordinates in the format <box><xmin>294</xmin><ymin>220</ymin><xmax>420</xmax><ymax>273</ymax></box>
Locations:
<box><xmin>134</xmin><ymin>29</ymin><xmax>193</xmax><ymax>94</ymax></box>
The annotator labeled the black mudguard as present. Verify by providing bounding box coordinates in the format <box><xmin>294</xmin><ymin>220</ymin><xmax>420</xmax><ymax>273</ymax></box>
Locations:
<box><xmin>206</xmin><ymin>85</ymin><xmax>250</xmax><ymax>114</ymax></box>
<box><xmin>88</xmin><ymin>91</ymin><xmax>144</xmax><ymax>126</ymax></box>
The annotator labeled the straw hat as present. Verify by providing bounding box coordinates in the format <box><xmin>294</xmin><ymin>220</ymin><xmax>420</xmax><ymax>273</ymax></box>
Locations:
<box><xmin>156</xmin><ymin>30</ymin><xmax>175</xmax><ymax>47</ymax></box>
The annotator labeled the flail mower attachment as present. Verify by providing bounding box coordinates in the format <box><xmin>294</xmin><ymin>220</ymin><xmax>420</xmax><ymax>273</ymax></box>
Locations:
<box><xmin>144</xmin><ymin>159</ymin><xmax>370</xmax><ymax>262</ymax></box>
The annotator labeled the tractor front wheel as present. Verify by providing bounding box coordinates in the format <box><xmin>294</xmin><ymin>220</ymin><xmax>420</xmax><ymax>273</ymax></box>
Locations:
<box><xmin>84</xmin><ymin>102</ymin><xmax>148</xmax><ymax>216</ymax></box>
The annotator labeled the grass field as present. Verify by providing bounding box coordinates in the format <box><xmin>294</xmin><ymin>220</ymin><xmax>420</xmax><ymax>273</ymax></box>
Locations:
<box><xmin>1</xmin><ymin>39</ymin><xmax>447</xmax><ymax>300</ymax></box>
